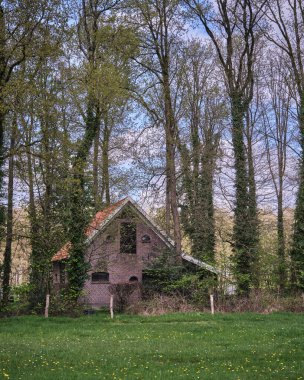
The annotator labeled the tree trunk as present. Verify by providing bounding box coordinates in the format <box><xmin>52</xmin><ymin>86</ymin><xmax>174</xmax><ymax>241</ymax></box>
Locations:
<box><xmin>163</xmin><ymin>73</ymin><xmax>182</xmax><ymax>255</ymax></box>
<box><xmin>165</xmin><ymin>165</ymin><xmax>171</xmax><ymax>234</ymax></box>
<box><xmin>231</xmin><ymin>95</ymin><xmax>251</xmax><ymax>295</ymax></box>
<box><xmin>0</xmin><ymin>3</ymin><xmax>6</xmax><ymax>242</ymax></box>
<box><xmin>1</xmin><ymin>121</ymin><xmax>16</xmax><ymax>305</ymax></box>
<box><xmin>167</xmin><ymin>139</ymin><xmax>181</xmax><ymax>255</ymax></box>
<box><xmin>246</xmin><ymin>110</ymin><xmax>259</xmax><ymax>286</ymax></box>
<box><xmin>0</xmin><ymin>109</ymin><xmax>5</xmax><ymax>242</ymax></box>
<box><xmin>40</xmin><ymin>112</ymin><xmax>54</xmax><ymax>298</ymax></box>
<box><xmin>291</xmin><ymin>93</ymin><xmax>304</xmax><ymax>288</ymax></box>
<box><xmin>191</xmin><ymin>110</ymin><xmax>200</xmax><ymax>205</ymax></box>
<box><xmin>277</xmin><ymin>182</ymin><xmax>286</xmax><ymax>290</ymax></box>
<box><xmin>26</xmin><ymin>115</ymin><xmax>42</xmax><ymax>307</ymax></box>
<box><xmin>200</xmin><ymin>135</ymin><xmax>217</xmax><ymax>263</ymax></box>
<box><xmin>67</xmin><ymin>96</ymin><xmax>99</xmax><ymax>299</ymax></box>
<box><xmin>101</xmin><ymin>110</ymin><xmax>110</xmax><ymax>207</ymax></box>
<box><xmin>93</xmin><ymin>116</ymin><xmax>101</xmax><ymax>212</ymax></box>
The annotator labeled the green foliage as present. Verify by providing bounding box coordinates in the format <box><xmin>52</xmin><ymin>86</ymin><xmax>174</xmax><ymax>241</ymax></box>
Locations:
<box><xmin>49</xmin><ymin>291</ymin><xmax>84</xmax><ymax>317</ymax></box>
<box><xmin>0</xmin><ymin>284</ymin><xmax>31</xmax><ymax>316</ymax></box>
<box><xmin>63</xmin><ymin>2</ymin><xmax>137</xmax><ymax>300</ymax></box>
<box><xmin>143</xmin><ymin>250</ymin><xmax>217</xmax><ymax>306</ymax></box>
<box><xmin>142</xmin><ymin>265</ymin><xmax>184</xmax><ymax>294</ymax></box>
<box><xmin>66</xmin><ymin>245</ymin><xmax>90</xmax><ymax>300</ymax></box>
<box><xmin>231</xmin><ymin>96</ymin><xmax>259</xmax><ymax>295</ymax></box>
<box><xmin>166</xmin><ymin>273</ymin><xmax>216</xmax><ymax>305</ymax></box>
<box><xmin>29</xmin><ymin>202</ymin><xmax>67</xmax><ymax>308</ymax></box>
<box><xmin>66</xmin><ymin>189</ymin><xmax>91</xmax><ymax>299</ymax></box>
<box><xmin>11</xmin><ymin>284</ymin><xmax>32</xmax><ymax>302</ymax></box>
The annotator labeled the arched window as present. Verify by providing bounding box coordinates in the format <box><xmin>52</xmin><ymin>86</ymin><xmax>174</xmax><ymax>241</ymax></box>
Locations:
<box><xmin>141</xmin><ymin>234</ymin><xmax>151</xmax><ymax>243</ymax></box>
<box><xmin>105</xmin><ymin>235</ymin><xmax>114</xmax><ymax>243</ymax></box>
<box><xmin>129</xmin><ymin>276</ymin><xmax>138</xmax><ymax>282</ymax></box>
<box><xmin>92</xmin><ymin>272</ymin><xmax>109</xmax><ymax>283</ymax></box>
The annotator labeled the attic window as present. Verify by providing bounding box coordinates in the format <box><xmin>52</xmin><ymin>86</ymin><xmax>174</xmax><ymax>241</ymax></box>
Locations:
<box><xmin>141</xmin><ymin>234</ymin><xmax>151</xmax><ymax>243</ymax></box>
<box><xmin>120</xmin><ymin>222</ymin><xmax>137</xmax><ymax>254</ymax></box>
<box><xmin>60</xmin><ymin>263</ymin><xmax>66</xmax><ymax>284</ymax></box>
<box><xmin>92</xmin><ymin>272</ymin><xmax>109</xmax><ymax>283</ymax></box>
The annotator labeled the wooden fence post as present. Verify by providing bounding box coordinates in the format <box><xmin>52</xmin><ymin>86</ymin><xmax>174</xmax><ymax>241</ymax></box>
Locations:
<box><xmin>210</xmin><ymin>294</ymin><xmax>214</xmax><ymax>315</ymax></box>
<box><xmin>45</xmin><ymin>294</ymin><xmax>50</xmax><ymax>318</ymax></box>
<box><xmin>110</xmin><ymin>295</ymin><xmax>114</xmax><ymax>319</ymax></box>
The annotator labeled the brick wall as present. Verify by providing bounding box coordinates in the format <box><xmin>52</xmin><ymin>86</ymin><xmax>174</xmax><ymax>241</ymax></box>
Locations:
<box><xmin>53</xmin><ymin>217</ymin><xmax>168</xmax><ymax>308</ymax></box>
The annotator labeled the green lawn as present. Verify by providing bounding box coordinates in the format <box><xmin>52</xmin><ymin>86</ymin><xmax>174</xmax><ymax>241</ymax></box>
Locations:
<box><xmin>0</xmin><ymin>312</ymin><xmax>303</xmax><ymax>380</ymax></box>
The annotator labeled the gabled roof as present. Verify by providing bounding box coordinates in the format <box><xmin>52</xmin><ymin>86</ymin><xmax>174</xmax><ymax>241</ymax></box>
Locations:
<box><xmin>51</xmin><ymin>198</ymin><xmax>128</xmax><ymax>262</ymax></box>
<box><xmin>51</xmin><ymin>197</ymin><xmax>218</xmax><ymax>275</ymax></box>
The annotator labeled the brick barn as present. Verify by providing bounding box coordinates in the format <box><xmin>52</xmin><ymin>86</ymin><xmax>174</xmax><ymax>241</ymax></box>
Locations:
<box><xmin>51</xmin><ymin>197</ymin><xmax>218</xmax><ymax>308</ymax></box>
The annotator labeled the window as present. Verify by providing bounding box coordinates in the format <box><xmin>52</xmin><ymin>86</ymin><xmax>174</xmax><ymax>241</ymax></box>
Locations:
<box><xmin>60</xmin><ymin>263</ymin><xmax>66</xmax><ymax>284</ymax></box>
<box><xmin>92</xmin><ymin>272</ymin><xmax>109</xmax><ymax>283</ymax></box>
<box><xmin>120</xmin><ymin>222</ymin><xmax>137</xmax><ymax>254</ymax></box>
<box><xmin>129</xmin><ymin>276</ymin><xmax>138</xmax><ymax>282</ymax></box>
<box><xmin>141</xmin><ymin>234</ymin><xmax>151</xmax><ymax>243</ymax></box>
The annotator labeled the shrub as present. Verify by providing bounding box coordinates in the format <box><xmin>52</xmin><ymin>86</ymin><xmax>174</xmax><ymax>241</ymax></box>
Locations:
<box><xmin>128</xmin><ymin>294</ymin><xmax>198</xmax><ymax>315</ymax></box>
<box><xmin>0</xmin><ymin>301</ymin><xmax>30</xmax><ymax>317</ymax></box>
<box><xmin>11</xmin><ymin>284</ymin><xmax>32</xmax><ymax>303</ymax></box>
<box><xmin>0</xmin><ymin>284</ymin><xmax>32</xmax><ymax>317</ymax></box>
<box><xmin>216</xmin><ymin>289</ymin><xmax>304</xmax><ymax>313</ymax></box>
<box><xmin>49</xmin><ymin>291</ymin><xmax>84</xmax><ymax>317</ymax></box>
<box><xmin>108</xmin><ymin>283</ymin><xmax>141</xmax><ymax>312</ymax></box>
<box><xmin>142</xmin><ymin>250</ymin><xmax>217</xmax><ymax>307</ymax></box>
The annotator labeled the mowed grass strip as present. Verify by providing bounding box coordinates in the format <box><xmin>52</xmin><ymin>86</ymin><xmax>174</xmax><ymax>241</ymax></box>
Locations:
<box><xmin>0</xmin><ymin>312</ymin><xmax>303</xmax><ymax>379</ymax></box>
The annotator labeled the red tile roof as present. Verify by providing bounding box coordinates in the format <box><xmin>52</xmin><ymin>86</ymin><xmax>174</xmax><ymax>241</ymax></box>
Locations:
<box><xmin>51</xmin><ymin>198</ymin><xmax>126</xmax><ymax>262</ymax></box>
<box><xmin>85</xmin><ymin>198</ymin><xmax>126</xmax><ymax>236</ymax></box>
<box><xmin>51</xmin><ymin>242</ymin><xmax>72</xmax><ymax>262</ymax></box>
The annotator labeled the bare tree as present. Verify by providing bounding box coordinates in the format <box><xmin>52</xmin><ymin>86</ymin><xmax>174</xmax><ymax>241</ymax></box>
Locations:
<box><xmin>261</xmin><ymin>52</ymin><xmax>294</xmax><ymax>290</ymax></box>
<box><xmin>184</xmin><ymin>0</ymin><xmax>266</xmax><ymax>294</ymax></box>
<box><xmin>129</xmin><ymin>0</ymin><xmax>183</xmax><ymax>254</ymax></box>
<box><xmin>265</xmin><ymin>0</ymin><xmax>304</xmax><ymax>289</ymax></box>
<box><xmin>178</xmin><ymin>40</ymin><xmax>225</xmax><ymax>264</ymax></box>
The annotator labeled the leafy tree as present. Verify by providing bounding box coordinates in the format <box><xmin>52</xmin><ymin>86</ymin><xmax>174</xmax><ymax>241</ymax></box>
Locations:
<box><xmin>66</xmin><ymin>0</ymin><xmax>136</xmax><ymax>299</ymax></box>
<box><xmin>0</xmin><ymin>0</ymin><xmax>64</xmax><ymax>307</ymax></box>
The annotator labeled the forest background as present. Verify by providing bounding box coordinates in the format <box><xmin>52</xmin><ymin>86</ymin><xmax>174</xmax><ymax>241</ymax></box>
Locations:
<box><xmin>0</xmin><ymin>0</ymin><xmax>304</xmax><ymax>310</ymax></box>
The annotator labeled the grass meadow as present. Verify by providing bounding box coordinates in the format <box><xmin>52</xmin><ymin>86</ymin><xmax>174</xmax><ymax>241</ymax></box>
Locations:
<box><xmin>0</xmin><ymin>312</ymin><xmax>303</xmax><ymax>379</ymax></box>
